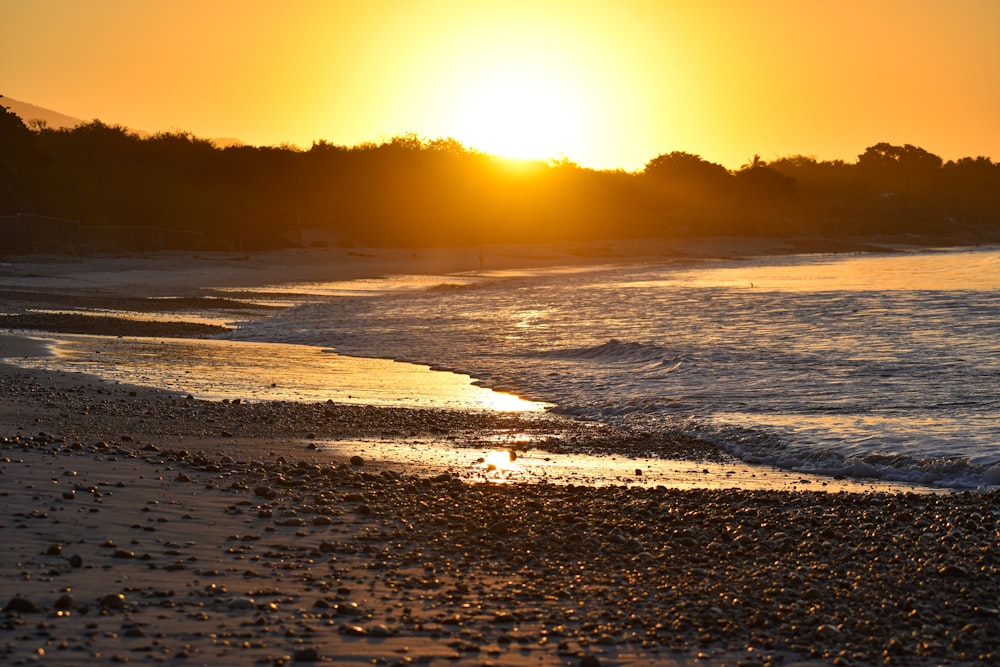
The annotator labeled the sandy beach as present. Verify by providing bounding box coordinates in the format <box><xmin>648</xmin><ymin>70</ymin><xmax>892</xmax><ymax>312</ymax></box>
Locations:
<box><xmin>2</xmin><ymin>241</ymin><xmax>998</xmax><ymax>665</ymax></box>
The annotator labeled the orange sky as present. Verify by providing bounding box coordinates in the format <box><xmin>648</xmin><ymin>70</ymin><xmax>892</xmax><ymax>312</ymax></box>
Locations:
<box><xmin>3</xmin><ymin>0</ymin><xmax>999</xmax><ymax>171</ymax></box>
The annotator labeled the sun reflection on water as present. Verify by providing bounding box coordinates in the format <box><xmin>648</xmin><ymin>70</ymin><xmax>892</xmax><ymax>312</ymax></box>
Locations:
<box><xmin>319</xmin><ymin>435</ymin><xmax>932</xmax><ymax>492</ymax></box>
<box><xmin>14</xmin><ymin>333</ymin><xmax>549</xmax><ymax>412</ymax></box>
<box><xmin>481</xmin><ymin>449</ymin><xmax>518</xmax><ymax>472</ymax></box>
<box><xmin>618</xmin><ymin>249</ymin><xmax>1000</xmax><ymax>293</ymax></box>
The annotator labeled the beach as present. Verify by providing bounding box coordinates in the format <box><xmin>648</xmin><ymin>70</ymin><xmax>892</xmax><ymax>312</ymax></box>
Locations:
<box><xmin>2</xmin><ymin>242</ymin><xmax>998</xmax><ymax>665</ymax></box>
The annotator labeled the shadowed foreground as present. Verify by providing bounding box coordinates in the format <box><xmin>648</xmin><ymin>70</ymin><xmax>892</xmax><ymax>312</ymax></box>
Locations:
<box><xmin>1</xmin><ymin>365</ymin><xmax>997</xmax><ymax>666</ymax></box>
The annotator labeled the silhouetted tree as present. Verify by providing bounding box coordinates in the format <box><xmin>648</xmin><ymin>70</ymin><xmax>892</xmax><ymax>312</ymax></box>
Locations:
<box><xmin>644</xmin><ymin>151</ymin><xmax>732</xmax><ymax>189</ymax></box>
<box><xmin>642</xmin><ymin>151</ymin><xmax>735</xmax><ymax>233</ymax></box>
<box><xmin>734</xmin><ymin>157</ymin><xmax>797</xmax><ymax>233</ymax></box>
<box><xmin>2</xmin><ymin>89</ymin><xmax>998</xmax><ymax>253</ymax></box>
<box><xmin>940</xmin><ymin>156</ymin><xmax>1000</xmax><ymax>229</ymax></box>
<box><xmin>0</xmin><ymin>96</ymin><xmax>44</xmax><ymax>213</ymax></box>
<box><xmin>856</xmin><ymin>143</ymin><xmax>943</xmax><ymax>195</ymax></box>
<box><xmin>853</xmin><ymin>143</ymin><xmax>948</xmax><ymax>233</ymax></box>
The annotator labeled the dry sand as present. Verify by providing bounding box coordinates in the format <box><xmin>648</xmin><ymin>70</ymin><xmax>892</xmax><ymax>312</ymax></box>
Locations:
<box><xmin>1</xmin><ymin>241</ymin><xmax>998</xmax><ymax>666</ymax></box>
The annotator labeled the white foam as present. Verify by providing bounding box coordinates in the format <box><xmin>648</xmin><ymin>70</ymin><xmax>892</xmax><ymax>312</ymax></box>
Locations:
<box><xmin>65</xmin><ymin>247</ymin><xmax>1000</xmax><ymax>490</ymax></box>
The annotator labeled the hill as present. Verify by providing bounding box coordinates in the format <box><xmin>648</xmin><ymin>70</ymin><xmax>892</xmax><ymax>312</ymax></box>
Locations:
<box><xmin>1</xmin><ymin>96</ymin><xmax>241</xmax><ymax>146</ymax></box>
<box><xmin>2</xmin><ymin>96</ymin><xmax>88</xmax><ymax>131</ymax></box>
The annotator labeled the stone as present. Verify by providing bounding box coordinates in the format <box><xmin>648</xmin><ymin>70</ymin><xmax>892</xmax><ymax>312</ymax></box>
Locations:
<box><xmin>292</xmin><ymin>647</ymin><xmax>321</xmax><ymax>662</ymax></box>
<box><xmin>54</xmin><ymin>594</ymin><xmax>75</xmax><ymax>610</ymax></box>
<box><xmin>4</xmin><ymin>596</ymin><xmax>39</xmax><ymax>614</ymax></box>
<box><xmin>939</xmin><ymin>564</ymin><xmax>968</xmax><ymax>578</ymax></box>
<box><xmin>100</xmin><ymin>593</ymin><xmax>126</xmax><ymax>610</ymax></box>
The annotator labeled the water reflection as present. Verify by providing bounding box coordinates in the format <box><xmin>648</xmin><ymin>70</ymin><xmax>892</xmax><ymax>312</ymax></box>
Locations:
<box><xmin>320</xmin><ymin>436</ymin><xmax>932</xmax><ymax>492</ymax></box>
<box><xmin>15</xmin><ymin>333</ymin><xmax>547</xmax><ymax>412</ymax></box>
<box><xmin>479</xmin><ymin>448</ymin><xmax>518</xmax><ymax>472</ymax></box>
<box><xmin>27</xmin><ymin>308</ymin><xmax>234</xmax><ymax>327</ymax></box>
<box><xmin>620</xmin><ymin>248</ymin><xmax>1000</xmax><ymax>292</ymax></box>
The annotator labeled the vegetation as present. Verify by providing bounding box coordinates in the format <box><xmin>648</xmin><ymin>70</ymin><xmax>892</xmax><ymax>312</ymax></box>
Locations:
<box><xmin>2</xmin><ymin>96</ymin><xmax>998</xmax><ymax>253</ymax></box>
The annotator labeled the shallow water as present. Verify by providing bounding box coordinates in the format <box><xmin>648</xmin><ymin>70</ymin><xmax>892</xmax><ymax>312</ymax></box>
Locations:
<box><xmin>17</xmin><ymin>334</ymin><xmax>543</xmax><ymax>412</ymax></box>
<box><xmin>12</xmin><ymin>333</ymin><xmax>924</xmax><ymax>492</ymax></box>
<box><xmin>318</xmin><ymin>435</ymin><xmax>926</xmax><ymax>492</ymax></box>
<box><xmin>226</xmin><ymin>246</ymin><xmax>1000</xmax><ymax>489</ymax></box>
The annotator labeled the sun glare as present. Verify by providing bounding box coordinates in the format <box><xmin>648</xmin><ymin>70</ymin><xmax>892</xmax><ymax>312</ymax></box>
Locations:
<box><xmin>450</xmin><ymin>66</ymin><xmax>586</xmax><ymax>162</ymax></box>
<box><xmin>482</xmin><ymin>449</ymin><xmax>518</xmax><ymax>472</ymax></box>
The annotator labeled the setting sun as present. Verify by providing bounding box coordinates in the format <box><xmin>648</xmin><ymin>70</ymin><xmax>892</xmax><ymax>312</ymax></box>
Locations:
<box><xmin>449</xmin><ymin>64</ymin><xmax>587</xmax><ymax>161</ymax></box>
<box><xmin>2</xmin><ymin>1</ymin><xmax>999</xmax><ymax>169</ymax></box>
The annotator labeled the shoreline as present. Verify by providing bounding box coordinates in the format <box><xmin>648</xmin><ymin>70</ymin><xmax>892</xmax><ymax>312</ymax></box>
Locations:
<box><xmin>4</xmin><ymin>238</ymin><xmax>995</xmax><ymax>493</ymax></box>
<box><xmin>2</xmin><ymin>239</ymin><xmax>998</xmax><ymax>664</ymax></box>
<box><xmin>0</xmin><ymin>234</ymin><xmax>978</xmax><ymax>296</ymax></box>
<box><xmin>1</xmin><ymin>236</ymin><xmax>991</xmax><ymax>340</ymax></box>
<box><xmin>1</xmin><ymin>239</ymin><xmax>994</xmax><ymax>493</ymax></box>
<box><xmin>1</xmin><ymin>366</ymin><xmax>997</xmax><ymax>666</ymax></box>
<box><xmin>0</xmin><ymin>335</ymin><xmax>934</xmax><ymax>495</ymax></box>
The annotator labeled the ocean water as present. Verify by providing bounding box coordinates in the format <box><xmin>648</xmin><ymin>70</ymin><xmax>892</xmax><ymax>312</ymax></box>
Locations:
<box><xmin>225</xmin><ymin>246</ymin><xmax>1000</xmax><ymax>490</ymax></box>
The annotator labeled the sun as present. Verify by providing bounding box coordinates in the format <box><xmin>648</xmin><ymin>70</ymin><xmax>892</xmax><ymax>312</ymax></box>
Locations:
<box><xmin>450</xmin><ymin>65</ymin><xmax>586</xmax><ymax>162</ymax></box>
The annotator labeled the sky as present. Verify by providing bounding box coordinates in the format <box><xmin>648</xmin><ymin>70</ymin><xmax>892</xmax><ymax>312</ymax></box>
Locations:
<box><xmin>3</xmin><ymin>0</ymin><xmax>999</xmax><ymax>172</ymax></box>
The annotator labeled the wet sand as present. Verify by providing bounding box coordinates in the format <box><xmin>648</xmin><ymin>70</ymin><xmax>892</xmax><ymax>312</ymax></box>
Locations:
<box><xmin>2</xmin><ymin>243</ymin><xmax>999</xmax><ymax>665</ymax></box>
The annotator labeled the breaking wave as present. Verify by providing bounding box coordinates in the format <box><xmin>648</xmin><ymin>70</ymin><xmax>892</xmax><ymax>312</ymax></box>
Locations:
<box><xmin>533</xmin><ymin>339</ymin><xmax>683</xmax><ymax>369</ymax></box>
<box><xmin>228</xmin><ymin>246</ymin><xmax>1000</xmax><ymax>490</ymax></box>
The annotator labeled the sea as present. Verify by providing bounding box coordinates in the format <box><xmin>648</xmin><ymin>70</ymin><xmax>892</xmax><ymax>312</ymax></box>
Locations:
<box><xmin>14</xmin><ymin>246</ymin><xmax>1000</xmax><ymax>490</ymax></box>
<box><xmin>220</xmin><ymin>245</ymin><xmax>1000</xmax><ymax>490</ymax></box>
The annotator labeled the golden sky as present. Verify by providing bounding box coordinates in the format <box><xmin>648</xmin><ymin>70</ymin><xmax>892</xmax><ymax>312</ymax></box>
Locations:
<box><xmin>3</xmin><ymin>0</ymin><xmax>999</xmax><ymax>171</ymax></box>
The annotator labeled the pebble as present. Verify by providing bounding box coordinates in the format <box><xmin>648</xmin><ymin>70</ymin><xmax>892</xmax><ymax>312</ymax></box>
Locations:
<box><xmin>227</xmin><ymin>597</ymin><xmax>256</xmax><ymax>610</ymax></box>
<box><xmin>99</xmin><ymin>593</ymin><xmax>126</xmax><ymax>610</ymax></box>
<box><xmin>53</xmin><ymin>594</ymin><xmax>75</xmax><ymax>610</ymax></box>
<box><xmin>4</xmin><ymin>596</ymin><xmax>39</xmax><ymax>614</ymax></box>
<box><xmin>292</xmin><ymin>647</ymin><xmax>321</xmax><ymax>661</ymax></box>
<box><xmin>369</xmin><ymin>623</ymin><xmax>394</xmax><ymax>637</ymax></box>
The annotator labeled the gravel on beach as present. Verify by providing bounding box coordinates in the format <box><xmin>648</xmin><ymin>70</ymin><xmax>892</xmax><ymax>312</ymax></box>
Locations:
<box><xmin>1</xmin><ymin>250</ymin><xmax>998</xmax><ymax>665</ymax></box>
<box><xmin>1</xmin><ymin>366</ymin><xmax>998</xmax><ymax>666</ymax></box>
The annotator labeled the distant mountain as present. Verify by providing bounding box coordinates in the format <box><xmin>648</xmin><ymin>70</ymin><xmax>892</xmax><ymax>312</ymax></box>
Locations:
<box><xmin>2</xmin><ymin>96</ymin><xmax>88</xmax><ymax>131</ymax></box>
<box><xmin>1</xmin><ymin>95</ymin><xmax>243</xmax><ymax>147</ymax></box>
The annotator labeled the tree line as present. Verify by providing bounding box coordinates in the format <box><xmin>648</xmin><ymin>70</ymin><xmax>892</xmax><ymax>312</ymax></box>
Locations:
<box><xmin>2</xmin><ymin>97</ymin><xmax>998</xmax><ymax>253</ymax></box>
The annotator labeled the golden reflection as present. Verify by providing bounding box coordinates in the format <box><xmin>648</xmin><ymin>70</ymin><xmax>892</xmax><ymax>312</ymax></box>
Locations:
<box><xmin>16</xmin><ymin>334</ymin><xmax>549</xmax><ymax>413</ymax></box>
<box><xmin>321</xmin><ymin>437</ymin><xmax>932</xmax><ymax>493</ymax></box>
<box><xmin>478</xmin><ymin>388</ymin><xmax>542</xmax><ymax>412</ymax></box>
<box><xmin>513</xmin><ymin>308</ymin><xmax>551</xmax><ymax>330</ymax></box>
<box><xmin>28</xmin><ymin>308</ymin><xmax>232</xmax><ymax>327</ymax></box>
<box><xmin>624</xmin><ymin>252</ymin><xmax>1000</xmax><ymax>293</ymax></box>
<box><xmin>481</xmin><ymin>449</ymin><xmax>518</xmax><ymax>473</ymax></box>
